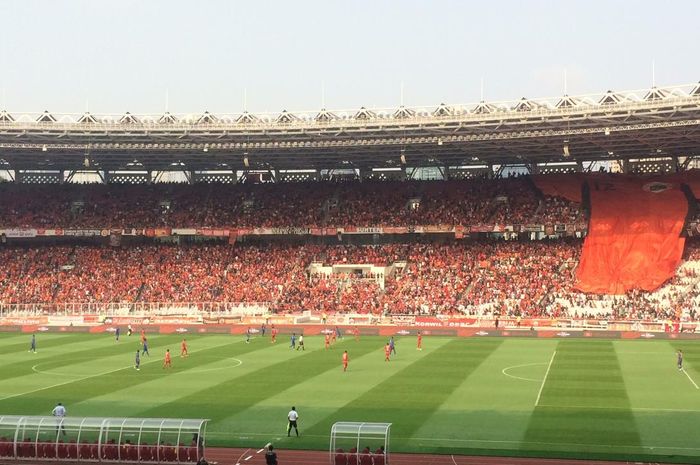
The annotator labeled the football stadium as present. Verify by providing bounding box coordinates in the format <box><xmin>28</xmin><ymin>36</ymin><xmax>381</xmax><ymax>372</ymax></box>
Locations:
<box><xmin>2</xmin><ymin>2</ymin><xmax>700</xmax><ymax>465</ymax></box>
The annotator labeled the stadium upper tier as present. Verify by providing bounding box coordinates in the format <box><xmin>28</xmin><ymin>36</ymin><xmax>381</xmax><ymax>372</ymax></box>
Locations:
<box><xmin>1</xmin><ymin>241</ymin><xmax>698</xmax><ymax>320</ymax></box>
<box><xmin>0</xmin><ymin>178</ymin><xmax>583</xmax><ymax>229</ymax></box>
<box><xmin>1</xmin><ymin>83</ymin><xmax>700</xmax><ymax>171</ymax></box>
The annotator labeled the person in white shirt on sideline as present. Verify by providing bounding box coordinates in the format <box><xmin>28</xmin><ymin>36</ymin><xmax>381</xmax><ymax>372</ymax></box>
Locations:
<box><xmin>287</xmin><ymin>406</ymin><xmax>299</xmax><ymax>437</ymax></box>
<box><xmin>52</xmin><ymin>402</ymin><xmax>67</xmax><ymax>436</ymax></box>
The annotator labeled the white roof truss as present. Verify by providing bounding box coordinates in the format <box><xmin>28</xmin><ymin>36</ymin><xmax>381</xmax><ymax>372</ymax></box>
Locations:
<box><xmin>119</xmin><ymin>112</ymin><xmax>140</xmax><ymax>124</ymax></box>
<box><xmin>197</xmin><ymin>111</ymin><xmax>219</xmax><ymax>124</ymax></box>
<box><xmin>37</xmin><ymin>111</ymin><xmax>57</xmax><ymax>123</ymax></box>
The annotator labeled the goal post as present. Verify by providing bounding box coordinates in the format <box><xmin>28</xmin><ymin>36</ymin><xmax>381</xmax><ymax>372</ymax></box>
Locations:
<box><xmin>330</xmin><ymin>422</ymin><xmax>391</xmax><ymax>465</ymax></box>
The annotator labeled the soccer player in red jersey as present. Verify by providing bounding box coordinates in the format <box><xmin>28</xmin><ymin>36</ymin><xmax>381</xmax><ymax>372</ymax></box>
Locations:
<box><xmin>180</xmin><ymin>339</ymin><xmax>188</xmax><ymax>358</ymax></box>
<box><xmin>417</xmin><ymin>331</ymin><xmax>423</xmax><ymax>351</ymax></box>
<box><xmin>342</xmin><ymin>350</ymin><xmax>349</xmax><ymax>372</ymax></box>
<box><xmin>163</xmin><ymin>349</ymin><xmax>172</xmax><ymax>369</ymax></box>
<box><xmin>384</xmin><ymin>343</ymin><xmax>391</xmax><ymax>362</ymax></box>
<box><xmin>271</xmin><ymin>326</ymin><xmax>277</xmax><ymax>344</ymax></box>
<box><xmin>325</xmin><ymin>333</ymin><xmax>331</xmax><ymax>349</ymax></box>
<box><xmin>331</xmin><ymin>329</ymin><xmax>337</xmax><ymax>344</ymax></box>
<box><xmin>140</xmin><ymin>329</ymin><xmax>146</xmax><ymax>344</ymax></box>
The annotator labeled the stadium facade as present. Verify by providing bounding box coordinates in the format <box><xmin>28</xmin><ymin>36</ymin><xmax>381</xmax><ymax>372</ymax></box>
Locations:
<box><xmin>1</xmin><ymin>83</ymin><xmax>700</xmax><ymax>183</ymax></box>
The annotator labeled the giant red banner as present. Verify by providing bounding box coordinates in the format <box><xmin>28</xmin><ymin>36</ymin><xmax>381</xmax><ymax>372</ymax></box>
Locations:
<box><xmin>576</xmin><ymin>176</ymin><xmax>687</xmax><ymax>293</ymax></box>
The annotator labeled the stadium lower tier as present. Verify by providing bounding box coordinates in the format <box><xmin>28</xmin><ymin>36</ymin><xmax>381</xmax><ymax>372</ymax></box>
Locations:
<box><xmin>1</xmin><ymin>240</ymin><xmax>699</xmax><ymax>320</ymax></box>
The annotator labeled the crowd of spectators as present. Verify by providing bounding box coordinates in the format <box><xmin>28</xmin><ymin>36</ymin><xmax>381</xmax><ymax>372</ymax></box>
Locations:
<box><xmin>4</xmin><ymin>239</ymin><xmax>700</xmax><ymax>320</ymax></box>
<box><xmin>0</xmin><ymin>178</ymin><xmax>583</xmax><ymax>229</ymax></box>
<box><xmin>551</xmin><ymin>240</ymin><xmax>700</xmax><ymax>321</ymax></box>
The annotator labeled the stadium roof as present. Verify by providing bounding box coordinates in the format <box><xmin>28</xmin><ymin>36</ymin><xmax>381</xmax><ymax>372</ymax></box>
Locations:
<box><xmin>1</xmin><ymin>83</ymin><xmax>700</xmax><ymax>172</ymax></box>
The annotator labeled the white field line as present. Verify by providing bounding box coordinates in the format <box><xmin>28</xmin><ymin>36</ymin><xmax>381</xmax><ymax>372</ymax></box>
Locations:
<box><xmin>0</xmin><ymin>339</ymin><xmax>245</xmax><ymax>402</ymax></box>
<box><xmin>534</xmin><ymin>350</ymin><xmax>556</xmax><ymax>406</ymax></box>
<box><xmin>501</xmin><ymin>362</ymin><xmax>546</xmax><ymax>382</ymax></box>
<box><xmin>682</xmin><ymin>368</ymin><xmax>700</xmax><ymax>389</ymax></box>
<box><xmin>234</xmin><ymin>448</ymin><xmax>250</xmax><ymax>465</ymax></box>
<box><xmin>207</xmin><ymin>431</ymin><xmax>700</xmax><ymax>451</ymax></box>
<box><xmin>537</xmin><ymin>404</ymin><xmax>700</xmax><ymax>413</ymax></box>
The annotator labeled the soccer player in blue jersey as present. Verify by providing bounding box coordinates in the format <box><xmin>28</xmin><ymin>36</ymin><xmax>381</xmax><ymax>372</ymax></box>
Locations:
<box><xmin>142</xmin><ymin>337</ymin><xmax>150</xmax><ymax>356</ymax></box>
<box><xmin>134</xmin><ymin>350</ymin><xmax>141</xmax><ymax>371</ymax></box>
<box><xmin>678</xmin><ymin>349</ymin><xmax>684</xmax><ymax>371</ymax></box>
<box><xmin>29</xmin><ymin>334</ymin><xmax>36</xmax><ymax>353</ymax></box>
<box><xmin>115</xmin><ymin>327</ymin><xmax>120</xmax><ymax>342</ymax></box>
<box><xmin>290</xmin><ymin>333</ymin><xmax>296</xmax><ymax>349</ymax></box>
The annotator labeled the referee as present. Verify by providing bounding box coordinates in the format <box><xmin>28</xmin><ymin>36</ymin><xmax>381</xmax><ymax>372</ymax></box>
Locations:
<box><xmin>287</xmin><ymin>406</ymin><xmax>299</xmax><ymax>437</ymax></box>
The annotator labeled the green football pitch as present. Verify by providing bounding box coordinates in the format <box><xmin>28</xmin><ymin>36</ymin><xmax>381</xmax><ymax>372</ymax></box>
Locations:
<box><xmin>1</xmin><ymin>333</ymin><xmax>700</xmax><ymax>463</ymax></box>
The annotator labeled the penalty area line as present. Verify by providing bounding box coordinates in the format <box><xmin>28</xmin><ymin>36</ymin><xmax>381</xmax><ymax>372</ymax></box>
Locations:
<box><xmin>535</xmin><ymin>350</ymin><xmax>556</xmax><ymax>407</ymax></box>
<box><xmin>682</xmin><ymin>368</ymin><xmax>700</xmax><ymax>389</ymax></box>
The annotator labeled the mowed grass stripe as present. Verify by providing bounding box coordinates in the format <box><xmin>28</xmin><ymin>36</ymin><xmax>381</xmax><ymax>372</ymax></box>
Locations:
<box><xmin>0</xmin><ymin>333</ymin><xmax>98</xmax><ymax>358</ymax></box>
<box><xmin>671</xmin><ymin>341</ymin><xmax>700</xmax><ymax>378</ymax></box>
<box><xmin>406</xmin><ymin>339</ymin><xmax>557</xmax><ymax>454</ymax></box>
<box><xmin>304</xmin><ymin>339</ymin><xmax>503</xmax><ymax>441</ymax></box>
<box><xmin>0</xmin><ymin>336</ymin><xmax>264</xmax><ymax>413</ymax></box>
<box><xmin>615</xmin><ymin>341</ymin><xmax>700</xmax><ymax>456</ymax></box>
<box><xmin>133</xmin><ymin>337</ymin><xmax>382</xmax><ymax>420</ymax></box>
<box><xmin>208</xmin><ymin>336</ymin><xmax>454</xmax><ymax>447</ymax></box>
<box><xmin>523</xmin><ymin>340</ymin><xmax>642</xmax><ymax>451</ymax></box>
<box><xmin>0</xmin><ymin>334</ymin><xmax>185</xmax><ymax>384</ymax></box>
<box><xmin>69</xmin><ymin>337</ymin><xmax>344</xmax><ymax>418</ymax></box>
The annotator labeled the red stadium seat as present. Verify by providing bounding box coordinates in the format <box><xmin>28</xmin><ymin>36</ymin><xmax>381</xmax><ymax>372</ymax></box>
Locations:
<box><xmin>105</xmin><ymin>443</ymin><xmax>118</xmax><ymax>460</ymax></box>
<box><xmin>347</xmin><ymin>447</ymin><xmax>358</xmax><ymax>465</ymax></box>
<box><xmin>43</xmin><ymin>442</ymin><xmax>57</xmax><ymax>459</ymax></box>
<box><xmin>67</xmin><ymin>441</ymin><xmax>78</xmax><ymax>459</ymax></box>
<box><xmin>19</xmin><ymin>439</ymin><xmax>35</xmax><ymax>458</ymax></box>
<box><xmin>177</xmin><ymin>444</ymin><xmax>188</xmax><ymax>462</ymax></box>
<box><xmin>79</xmin><ymin>444</ymin><xmax>91</xmax><ymax>460</ymax></box>
<box><xmin>138</xmin><ymin>443</ymin><xmax>152</xmax><ymax>461</ymax></box>
<box><xmin>359</xmin><ymin>451</ymin><xmax>373</xmax><ymax>465</ymax></box>
<box><xmin>163</xmin><ymin>444</ymin><xmax>177</xmax><ymax>461</ymax></box>
<box><xmin>334</xmin><ymin>448</ymin><xmax>347</xmax><ymax>465</ymax></box>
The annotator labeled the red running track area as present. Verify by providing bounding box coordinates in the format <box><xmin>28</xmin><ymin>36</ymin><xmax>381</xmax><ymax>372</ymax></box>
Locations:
<box><xmin>207</xmin><ymin>447</ymin><xmax>667</xmax><ymax>465</ymax></box>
